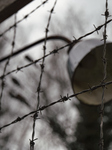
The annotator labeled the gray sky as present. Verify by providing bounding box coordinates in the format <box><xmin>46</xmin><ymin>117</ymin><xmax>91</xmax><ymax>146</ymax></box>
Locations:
<box><xmin>1</xmin><ymin>0</ymin><xmax>112</xmax><ymax>66</ymax></box>
<box><xmin>11</xmin><ymin>0</ymin><xmax>111</xmax><ymax>59</ymax></box>
<box><xmin>17</xmin><ymin>0</ymin><xmax>112</xmax><ymax>41</ymax></box>
<box><xmin>0</xmin><ymin>1</ymin><xmax>112</xmax><ymax>150</ymax></box>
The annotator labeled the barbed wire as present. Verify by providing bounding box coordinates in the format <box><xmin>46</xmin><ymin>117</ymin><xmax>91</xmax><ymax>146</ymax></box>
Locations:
<box><xmin>0</xmin><ymin>1</ymin><xmax>112</xmax><ymax>149</ymax></box>
<box><xmin>0</xmin><ymin>0</ymin><xmax>48</xmax><ymax>38</ymax></box>
<box><xmin>0</xmin><ymin>14</ymin><xmax>17</xmax><ymax>110</ymax></box>
<box><xmin>100</xmin><ymin>0</ymin><xmax>109</xmax><ymax>149</ymax></box>
<box><xmin>36</xmin><ymin>0</ymin><xmax>57</xmax><ymax>110</ymax></box>
<box><xmin>0</xmin><ymin>35</ymin><xmax>71</xmax><ymax>63</ymax></box>
<box><xmin>0</xmin><ymin>80</ymin><xmax>112</xmax><ymax>132</ymax></box>
<box><xmin>30</xmin><ymin>1</ymin><xmax>57</xmax><ymax>149</ymax></box>
<box><xmin>0</xmin><ymin>19</ymin><xmax>112</xmax><ymax>64</ymax></box>
<box><xmin>0</xmin><ymin>19</ymin><xmax>112</xmax><ymax>80</ymax></box>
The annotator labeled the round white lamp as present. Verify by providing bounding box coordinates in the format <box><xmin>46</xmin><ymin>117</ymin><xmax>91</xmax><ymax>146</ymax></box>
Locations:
<box><xmin>67</xmin><ymin>39</ymin><xmax>112</xmax><ymax>105</ymax></box>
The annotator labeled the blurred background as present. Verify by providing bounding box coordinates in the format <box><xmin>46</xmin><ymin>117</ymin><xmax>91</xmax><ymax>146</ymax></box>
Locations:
<box><xmin>0</xmin><ymin>0</ymin><xmax>112</xmax><ymax>150</ymax></box>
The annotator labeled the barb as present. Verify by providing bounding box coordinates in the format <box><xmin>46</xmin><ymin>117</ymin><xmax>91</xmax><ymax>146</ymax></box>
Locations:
<box><xmin>0</xmin><ymin>0</ymin><xmax>48</xmax><ymax>38</ymax></box>
<box><xmin>37</xmin><ymin>0</ymin><xmax>57</xmax><ymax>110</ymax></box>
<box><xmin>0</xmin><ymin>19</ymin><xmax>112</xmax><ymax>80</ymax></box>
<box><xmin>0</xmin><ymin>15</ymin><xmax>17</xmax><ymax>110</ymax></box>
<box><xmin>0</xmin><ymin>35</ymin><xmax>71</xmax><ymax>63</ymax></box>
<box><xmin>100</xmin><ymin>1</ymin><xmax>109</xmax><ymax>149</ymax></box>
<box><xmin>30</xmin><ymin>1</ymin><xmax>57</xmax><ymax>149</ymax></box>
<box><xmin>0</xmin><ymin>80</ymin><xmax>112</xmax><ymax>131</ymax></box>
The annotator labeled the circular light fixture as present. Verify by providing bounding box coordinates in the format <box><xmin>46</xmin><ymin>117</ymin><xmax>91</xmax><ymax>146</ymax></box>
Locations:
<box><xmin>67</xmin><ymin>39</ymin><xmax>112</xmax><ymax>105</ymax></box>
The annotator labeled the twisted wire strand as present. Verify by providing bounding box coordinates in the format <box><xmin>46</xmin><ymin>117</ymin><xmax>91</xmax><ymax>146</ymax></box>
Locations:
<box><xmin>0</xmin><ymin>0</ymin><xmax>48</xmax><ymax>38</ymax></box>
<box><xmin>100</xmin><ymin>0</ymin><xmax>109</xmax><ymax>149</ymax></box>
<box><xmin>30</xmin><ymin>1</ymin><xmax>57</xmax><ymax>149</ymax></box>
<box><xmin>0</xmin><ymin>15</ymin><xmax>17</xmax><ymax>110</ymax></box>
<box><xmin>0</xmin><ymin>80</ymin><xmax>112</xmax><ymax>131</ymax></box>
<box><xmin>0</xmin><ymin>19</ymin><xmax>112</xmax><ymax>80</ymax></box>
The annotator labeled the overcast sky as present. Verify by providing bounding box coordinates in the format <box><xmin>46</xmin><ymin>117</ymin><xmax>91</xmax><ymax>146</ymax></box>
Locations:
<box><xmin>1</xmin><ymin>0</ymin><xmax>112</xmax><ymax>50</ymax></box>
<box><xmin>1</xmin><ymin>0</ymin><xmax>112</xmax><ymax>64</ymax></box>
<box><xmin>16</xmin><ymin>0</ymin><xmax>112</xmax><ymax>42</ymax></box>
<box><xmin>0</xmin><ymin>1</ymin><xmax>112</xmax><ymax>150</ymax></box>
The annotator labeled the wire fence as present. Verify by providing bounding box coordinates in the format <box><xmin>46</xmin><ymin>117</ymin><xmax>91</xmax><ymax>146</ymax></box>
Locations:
<box><xmin>0</xmin><ymin>0</ymin><xmax>48</xmax><ymax>38</ymax></box>
<box><xmin>0</xmin><ymin>0</ymin><xmax>111</xmax><ymax>150</ymax></box>
<box><xmin>99</xmin><ymin>0</ymin><xmax>109</xmax><ymax>149</ymax></box>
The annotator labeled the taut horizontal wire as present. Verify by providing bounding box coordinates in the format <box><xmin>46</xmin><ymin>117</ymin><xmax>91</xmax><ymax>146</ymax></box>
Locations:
<box><xmin>0</xmin><ymin>80</ymin><xmax>112</xmax><ymax>131</ymax></box>
<box><xmin>0</xmin><ymin>0</ymin><xmax>48</xmax><ymax>38</ymax></box>
<box><xmin>0</xmin><ymin>35</ymin><xmax>71</xmax><ymax>63</ymax></box>
<box><xmin>0</xmin><ymin>19</ymin><xmax>112</xmax><ymax>79</ymax></box>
